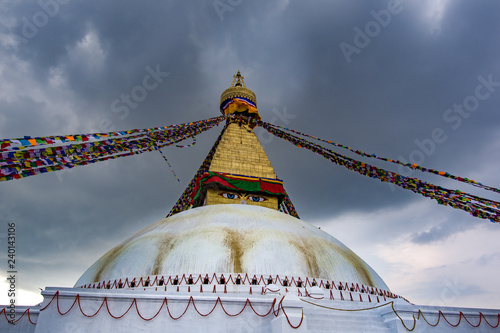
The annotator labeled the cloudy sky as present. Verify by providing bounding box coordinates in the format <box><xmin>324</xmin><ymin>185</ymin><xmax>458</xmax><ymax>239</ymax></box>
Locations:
<box><xmin>1</xmin><ymin>0</ymin><xmax>500</xmax><ymax>310</ymax></box>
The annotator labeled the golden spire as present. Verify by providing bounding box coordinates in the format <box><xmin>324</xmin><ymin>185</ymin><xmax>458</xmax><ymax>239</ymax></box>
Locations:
<box><xmin>192</xmin><ymin>72</ymin><xmax>282</xmax><ymax>210</ymax></box>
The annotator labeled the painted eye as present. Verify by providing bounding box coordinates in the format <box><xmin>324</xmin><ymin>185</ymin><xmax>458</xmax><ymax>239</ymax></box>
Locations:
<box><xmin>248</xmin><ymin>196</ymin><xmax>266</xmax><ymax>202</ymax></box>
<box><xmin>221</xmin><ymin>192</ymin><xmax>239</xmax><ymax>199</ymax></box>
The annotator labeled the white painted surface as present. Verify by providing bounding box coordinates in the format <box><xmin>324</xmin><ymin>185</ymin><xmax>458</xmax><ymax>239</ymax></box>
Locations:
<box><xmin>2</xmin><ymin>287</ymin><xmax>498</xmax><ymax>332</ymax></box>
<box><xmin>76</xmin><ymin>205</ymin><xmax>388</xmax><ymax>290</ymax></box>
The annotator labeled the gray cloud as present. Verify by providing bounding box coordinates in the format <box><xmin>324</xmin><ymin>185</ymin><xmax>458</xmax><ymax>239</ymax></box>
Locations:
<box><xmin>1</xmin><ymin>0</ymin><xmax>500</xmax><ymax>307</ymax></box>
<box><xmin>410</xmin><ymin>219</ymin><xmax>473</xmax><ymax>244</ymax></box>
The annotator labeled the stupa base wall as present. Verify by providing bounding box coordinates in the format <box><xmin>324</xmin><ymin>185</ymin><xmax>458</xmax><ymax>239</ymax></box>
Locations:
<box><xmin>0</xmin><ymin>306</ymin><xmax>37</xmax><ymax>333</ymax></box>
<box><xmin>381</xmin><ymin>299</ymin><xmax>500</xmax><ymax>333</ymax></box>
<box><xmin>2</xmin><ymin>287</ymin><xmax>499</xmax><ymax>332</ymax></box>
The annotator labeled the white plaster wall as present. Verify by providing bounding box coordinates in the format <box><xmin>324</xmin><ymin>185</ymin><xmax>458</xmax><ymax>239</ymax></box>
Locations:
<box><xmin>4</xmin><ymin>287</ymin><xmax>499</xmax><ymax>333</ymax></box>
<box><xmin>0</xmin><ymin>306</ymin><xmax>38</xmax><ymax>333</ymax></box>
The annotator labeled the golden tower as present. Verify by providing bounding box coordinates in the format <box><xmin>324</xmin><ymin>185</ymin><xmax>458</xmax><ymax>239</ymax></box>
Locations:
<box><xmin>192</xmin><ymin>72</ymin><xmax>284</xmax><ymax>210</ymax></box>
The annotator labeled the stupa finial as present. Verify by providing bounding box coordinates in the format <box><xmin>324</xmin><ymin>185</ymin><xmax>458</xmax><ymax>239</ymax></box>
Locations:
<box><xmin>220</xmin><ymin>71</ymin><xmax>258</xmax><ymax>118</ymax></box>
<box><xmin>232</xmin><ymin>70</ymin><xmax>246</xmax><ymax>88</ymax></box>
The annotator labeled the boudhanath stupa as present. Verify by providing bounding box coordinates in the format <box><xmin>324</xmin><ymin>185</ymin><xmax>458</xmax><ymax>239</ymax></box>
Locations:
<box><xmin>2</xmin><ymin>72</ymin><xmax>500</xmax><ymax>332</ymax></box>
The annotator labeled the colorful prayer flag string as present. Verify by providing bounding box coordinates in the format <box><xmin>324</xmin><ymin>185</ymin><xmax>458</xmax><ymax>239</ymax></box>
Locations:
<box><xmin>158</xmin><ymin>149</ymin><xmax>181</xmax><ymax>183</ymax></box>
<box><xmin>258</xmin><ymin>120</ymin><xmax>500</xmax><ymax>223</ymax></box>
<box><xmin>280</xmin><ymin>193</ymin><xmax>300</xmax><ymax>218</ymax></box>
<box><xmin>156</xmin><ymin>137</ymin><xmax>196</xmax><ymax>183</ymax></box>
<box><xmin>0</xmin><ymin>116</ymin><xmax>226</xmax><ymax>182</ymax></box>
<box><xmin>263</xmin><ymin>122</ymin><xmax>500</xmax><ymax>195</ymax></box>
<box><xmin>0</xmin><ymin>122</ymin><xmax>198</xmax><ymax>150</ymax></box>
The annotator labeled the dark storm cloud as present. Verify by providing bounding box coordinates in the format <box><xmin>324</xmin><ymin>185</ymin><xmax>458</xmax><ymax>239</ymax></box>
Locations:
<box><xmin>1</xmin><ymin>0</ymin><xmax>500</xmax><ymax>307</ymax></box>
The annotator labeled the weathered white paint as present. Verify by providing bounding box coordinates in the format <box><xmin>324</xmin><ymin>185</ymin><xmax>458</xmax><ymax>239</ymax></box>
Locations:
<box><xmin>75</xmin><ymin>205</ymin><xmax>388</xmax><ymax>290</ymax></box>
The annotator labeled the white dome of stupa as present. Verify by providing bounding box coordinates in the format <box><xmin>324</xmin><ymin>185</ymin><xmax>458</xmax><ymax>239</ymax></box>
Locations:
<box><xmin>75</xmin><ymin>204</ymin><xmax>389</xmax><ymax>291</ymax></box>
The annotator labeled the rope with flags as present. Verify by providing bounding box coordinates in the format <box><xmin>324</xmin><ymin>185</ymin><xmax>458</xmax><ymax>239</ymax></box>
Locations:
<box><xmin>280</xmin><ymin>193</ymin><xmax>300</xmax><ymax>218</ymax></box>
<box><xmin>262</xmin><ymin>122</ymin><xmax>500</xmax><ymax>195</ymax></box>
<box><xmin>0</xmin><ymin>116</ymin><xmax>225</xmax><ymax>182</ymax></box>
<box><xmin>2</xmin><ymin>112</ymin><xmax>499</xmax><ymax>223</ymax></box>
<box><xmin>257</xmin><ymin>120</ymin><xmax>500</xmax><ymax>223</ymax></box>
